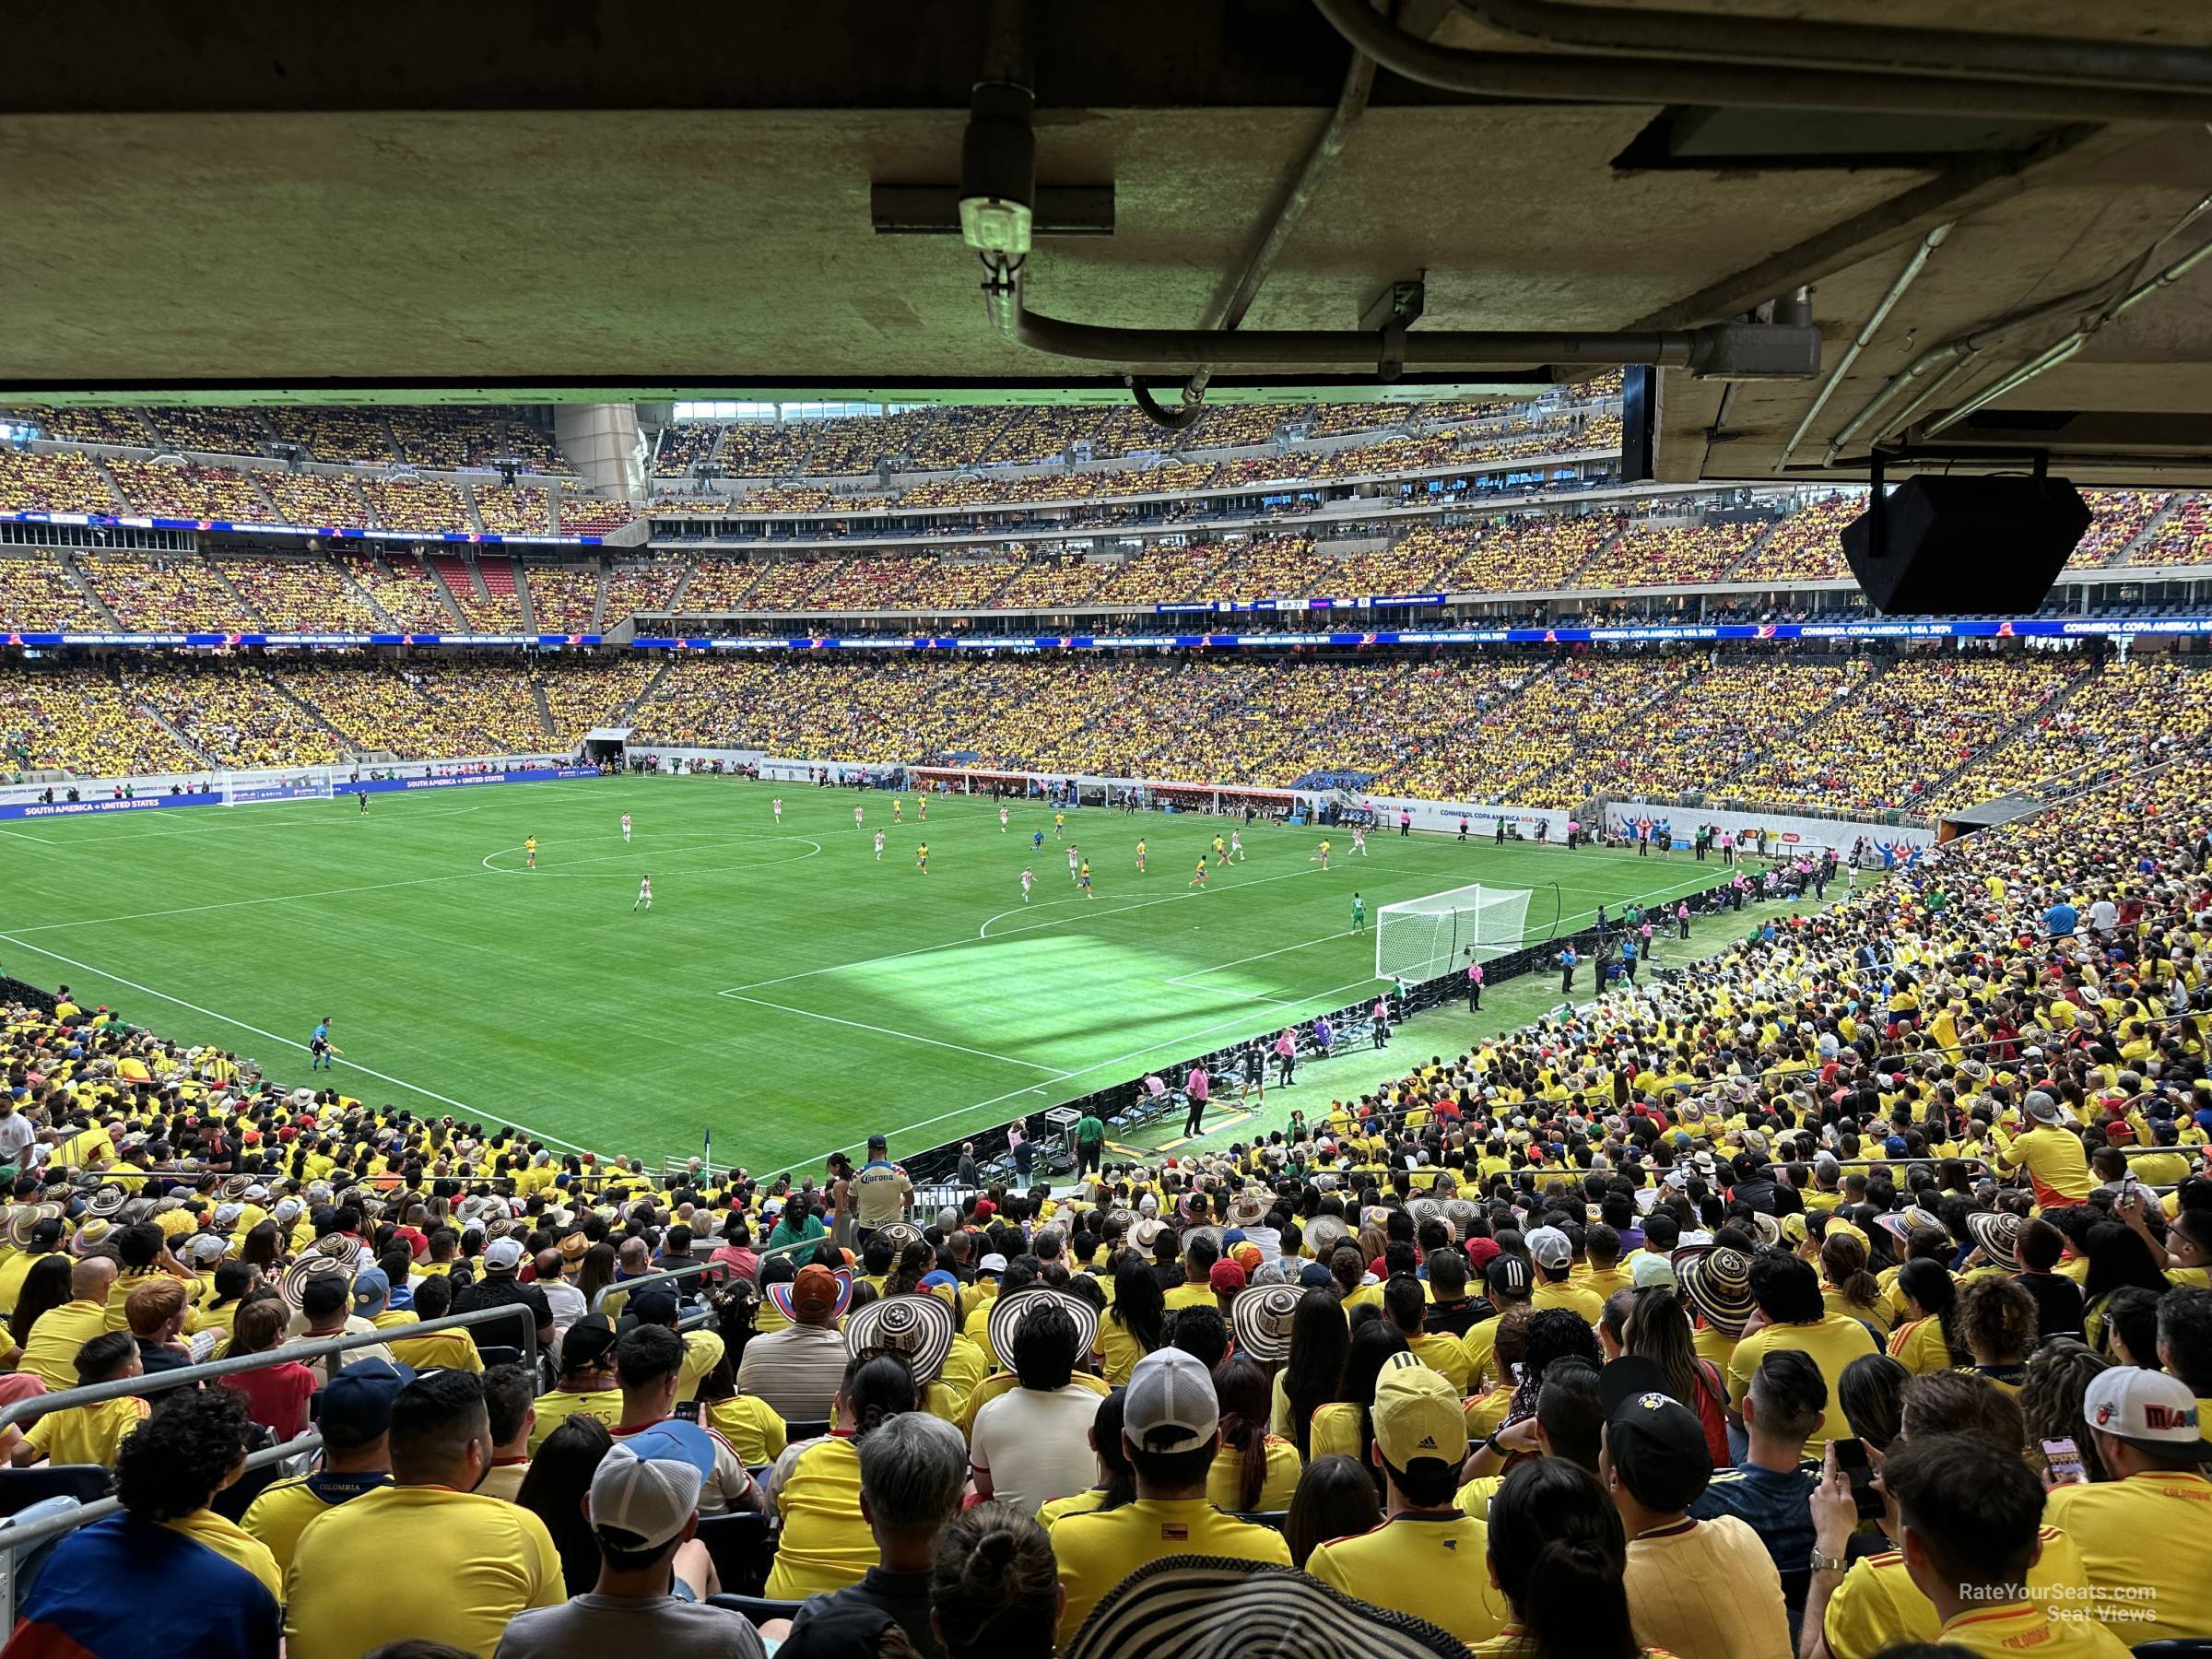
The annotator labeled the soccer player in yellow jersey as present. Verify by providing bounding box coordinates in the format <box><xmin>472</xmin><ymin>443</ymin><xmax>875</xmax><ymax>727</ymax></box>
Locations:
<box><xmin>1053</xmin><ymin>810</ymin><xmax>1065</xmax><ymax>838</ymax></box>
<box><xmin>1212</xmin><ymin>834</ymin><xmax>1226</xmax><ymax>862</ymax></box>
<box><xmin>915</xmin><ymin>842</ymin><xmax>928</xmax><ymax>875</ymax></box>
<box><xmin>1190</xmin><ymin>856</ymin><xmax>1208</xmax><ymax>888</ymax></box>
<box><xmin>1312</xmin><ymin>838</ymin><xmax>1332</xmax><ymax>869</ymax></box>
<box><xmin>524</xmin><ymin>835</ymin><xmax>537</xmax><ymax>869</ymax></box>
<box><xmin>1078</xmin><ymin>859</ymin><xmax>1093</xmax><ymax>899</ymax></box>
<box><xmin>1135</xmin><ymin>838</ymin><xmax>1147</xmax><ymax>873</ymax></box>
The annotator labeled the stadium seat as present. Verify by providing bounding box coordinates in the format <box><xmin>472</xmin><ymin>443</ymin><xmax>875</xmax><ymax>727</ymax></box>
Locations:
<box><xmin>706</xmin><ymin>1594</ymin><xmax>807</xmax><ymax>1628</ymax></box>
<box><xmin>782</xmin><ymin>1418</ymin><xmax>832</xmax><ymax>1441</ymax></box>
<box><xmin>0</xmin><ymin>1465</ymin><xmax>112</xmax><ymax>1515</ymax></box>
<box><xmin>1232</xmin><ymin>1511</ymin><xmax>1288</xmax><ymax>1529</ymax></box>
<box><xmin>694</xmin><ymin>1511</ymin><xmax>778</xmax><ymax>1596</ymax></box>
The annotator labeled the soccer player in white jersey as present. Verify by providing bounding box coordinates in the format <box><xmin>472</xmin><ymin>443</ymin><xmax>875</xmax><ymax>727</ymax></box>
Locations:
<box><xmin>1352</xmin><ymin>824</ymin><xmax>1367</xmax><ymax>856</ymax></box>
<box><xmin>773</xmin><ymin>796</ymin><xmax>782</xmax><ymax>823</ymax></box>
<box><xmin>1230</xmin><ymin>829</ymin><xmax>1244</xmax><ymax>863</ymax></box>
<box><xmin>1067</xmin><ymin>844</ymin><xmax>1080</xmax><ymax>882</ymax></box>
<box><xmin>853</xmin><ymin>804</ymin><xmax>864</xmax><ymax>830</ymax></box>
<box><xmin>621</xmin><ymin>812</ymin><xmax>631</xmax><ymax>843</ymax></box>
<box><xmin>1020</xmin><ymin>866</ymin><xmax>1033</xmax><ymax>901</ymax></box>
<box><xmin>633</xmin><ymin>876</ymin><xmax>652</xmax><ymax>912</ymax></box>
<box><xmin>999</xmin><ymin>805</ymin><xmax>1009</xmax><ymax>833</ymax></box>
<box><xmin>874</xmin><ymin>829</ymin><xmax>886</xmax><ymax>861</ymax></box>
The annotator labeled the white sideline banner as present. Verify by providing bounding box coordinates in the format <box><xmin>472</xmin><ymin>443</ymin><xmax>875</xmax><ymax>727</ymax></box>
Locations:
<box><xmin>1602</xmin><ymin>798</ymin><xmax>1936</xmax><ymax>858</ymax></box>
<box><xmin>634</xmin><ymin>749</ymin><xmax>1579</xmax><ymax>841</ymax></box>
<box><xmin>1347</xmin><ymin>794</ymin><xmax>1571</xmax><ymax>841</ymax></box>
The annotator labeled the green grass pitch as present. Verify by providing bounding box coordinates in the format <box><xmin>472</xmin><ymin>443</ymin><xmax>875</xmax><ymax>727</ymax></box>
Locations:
<box><xmin>0</xmin><ymin>778</ymin><xmax>1725</xmax><ymax>1171</ymax></box>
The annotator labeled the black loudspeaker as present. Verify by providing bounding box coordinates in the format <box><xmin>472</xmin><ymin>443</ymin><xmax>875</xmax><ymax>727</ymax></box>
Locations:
<box><xmin>1841</xmin><ymin>475</ymin><xmax>2089</xmax><ymax>616</ymax></box>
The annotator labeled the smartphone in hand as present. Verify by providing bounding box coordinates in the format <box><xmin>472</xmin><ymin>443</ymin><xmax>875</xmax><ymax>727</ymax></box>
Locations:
<box><xmin>1833</xmin><ymin>1437</ymin><xmax>1887</xmax><ymax>1520</ymax></box>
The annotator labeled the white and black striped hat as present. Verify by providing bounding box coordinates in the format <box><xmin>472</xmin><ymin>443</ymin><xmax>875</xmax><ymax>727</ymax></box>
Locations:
<box><xmin>1065</xmin><ymin>1559</ymin><xmax>1467</xmax><ymax>1659</ymax></box>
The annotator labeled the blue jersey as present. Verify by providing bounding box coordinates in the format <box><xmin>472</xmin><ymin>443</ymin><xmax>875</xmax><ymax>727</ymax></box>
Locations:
<box><xmin>1032</xmin><ymin>830</ymin><xmax>1044</xmax><ymax>849</ymax></box>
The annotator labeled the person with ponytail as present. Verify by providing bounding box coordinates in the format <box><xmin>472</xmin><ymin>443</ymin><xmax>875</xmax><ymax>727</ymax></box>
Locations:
<box><xmin>1888</xmin><ymin>1258</ymin><xmax>1965</xmax><ymax>1375</ymax></box>
<box><xmin>1095</xmin><ymin>1256</ymin><xmax>1163</xmax><ymax>1386</ymax></box>
<box><xmin>1208</xmin><ymin>1355</ymin><xmax>1300</xmax><ymax>1512</ymax></box>
<box><xmin>1277</xmin><ymin>1288</ymin><xmax>1353</xmax><ymax>1456</ymax></box>
<box><xmin>928</xmin><ymin>1502</ymin><xmax>1060</xmax><ymax>1659</ymax></box>
<box><xmin>1818</xmin><ymin>1230</ymin><xmax>1890</xmax><ymax>1342</ymax></box>
<box><xmin>1621</xmin><ymin>1287</ymin><xmax>1729</xmax><ymax>1470</ymax></box>
<box><xmin>1480</xmin><ymin>1459</ymin><xmax>1659</xmax><ymax>1658</ymax></box>
<box><xmin>1307</xmin><ymin>1317</ymin><xmax>1409</xmax><ymax>1468</ymax></box>
<box><xmin>764</xmin><ymin>1351</ymin><xmax>919</xmax><ymax>1599</ymax></box>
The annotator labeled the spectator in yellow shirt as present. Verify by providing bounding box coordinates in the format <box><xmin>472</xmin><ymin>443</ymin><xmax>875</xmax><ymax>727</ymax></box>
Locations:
<box><xmin>1873</xmin><ymin>1430</ymin><xmax>2132</xmax><ymax>1658</ymax></box>
<box><xmin>1528</xmin><ymin>1228</ymin><xmax>1605</xmax><ymax>1324</ymax></box>
<box><xmin>1726</xmin><ymin>1254</ymin><xmax>1877</xmax><ymax>1452</ymax></box>
<box><xmin>1306</xmin><ymin>1355</ymin><xmax>1510</xmax><ymax>1644</ymax></box>
<box><xmin>1479</xmin><ymin>1456</ymin><xmax>1671</xmax><ymax>1659</ymax></box>
<box><xmin>284</xmin><ymin>1369</ymin><xmax>563</xmax><ymax>1656</ymax></box>
<box><xmin>2042</xmin><ymin>1364</ymin><xmax>2212</xmax><ymax>1646</ymax></box>
<box><xmin>1051</xmin><ymin>1347</ymin><xmax>1290</xmax><ymax>1644</ymax></box>
<box><xmin>1994</xmin><ymin>1091</ymin><xmax>2094</xmax><ymax>1208</ymax></box>
<box><xmin>20</xmin><ymin>1256</ymin><xmax>117</xmax><ymax>1391</ymax></box>
<box><xmin>11</xmin><ymin>1331</ymin><xmax>148</xmax><ymax>1468</ymax></box>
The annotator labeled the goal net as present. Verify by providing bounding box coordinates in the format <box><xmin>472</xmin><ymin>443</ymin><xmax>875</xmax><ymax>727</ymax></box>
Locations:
<box><xmin>1376</xmin><ymin>883</ymin><xmax>1532</xmax><ymax>982</ymax></box>
<box><xmin>219</xmin><ymin>766</ymin><xmax>336</xmax><ymax>806</ymax></box>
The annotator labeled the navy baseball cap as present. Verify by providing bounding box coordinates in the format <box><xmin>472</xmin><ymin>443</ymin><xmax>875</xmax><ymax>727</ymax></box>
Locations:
<box><xmin>319</xmin><ymin>1358</ymin><xmax>417</xmax><ymax>1447</ymax></box>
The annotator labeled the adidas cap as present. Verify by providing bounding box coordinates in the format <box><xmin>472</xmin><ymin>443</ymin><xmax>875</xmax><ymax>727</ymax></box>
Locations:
<box><xmin>1372</xmin><ymin>1351</ymin><xmax>1468</xmax><ymax>1470</ymax></box>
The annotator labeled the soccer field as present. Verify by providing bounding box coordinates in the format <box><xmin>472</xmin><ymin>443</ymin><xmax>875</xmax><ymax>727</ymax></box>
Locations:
<box><xmin>0</xmin><ymin>778</ymin><xmax>1725</xmax><ymax>1171</ymax></box>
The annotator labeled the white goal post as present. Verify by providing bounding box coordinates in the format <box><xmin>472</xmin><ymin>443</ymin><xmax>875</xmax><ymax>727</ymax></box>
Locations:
<box><xmin>218</xmin><ymin>766</ymin><xmax>336</xmax><ymax>806</ymax></box>
<box><xmin>1376</xmin><ymin>883</ymin><xmax>1533</xmax><ymax>982</ymax></box>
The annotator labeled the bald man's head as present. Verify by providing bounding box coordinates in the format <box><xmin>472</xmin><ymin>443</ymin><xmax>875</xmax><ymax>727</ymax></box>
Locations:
<box><xmin>72</xmin><ymin>1255</ymin><xmax>117</xmax><ymax>1300</ymax></box>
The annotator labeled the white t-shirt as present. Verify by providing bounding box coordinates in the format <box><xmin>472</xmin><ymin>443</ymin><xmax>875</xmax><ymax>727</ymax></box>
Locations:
<box><xmin>0</xmin><ymin>1113</ymin><xmax>39</xmax><ymax>1165</ymax></box>
<box><xmin>968</xmin><ymin>1385</ymin><xmax>1104</xmax><ymax>1515</ymax></box>
<box><xmin>539</xmin><ymin>1279</ymin><xmax>587</xmax><ymax>1330</ymax></box>
<box><xmin>2088</xmin><ymin>899</ymin><xmax>2119</xmax><ymax>932</ymax></box>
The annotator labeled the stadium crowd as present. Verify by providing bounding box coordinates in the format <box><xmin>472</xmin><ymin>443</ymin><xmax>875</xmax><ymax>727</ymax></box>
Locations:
<box><xmin>7</xmin><ymin>645</ymin><xmax>2188</xmax><ymax>822</ymax></box>
<box><xmin>0</xmin><ymin>725</ymin><xmax>2205</xmax><ymax>1656</ymax></box>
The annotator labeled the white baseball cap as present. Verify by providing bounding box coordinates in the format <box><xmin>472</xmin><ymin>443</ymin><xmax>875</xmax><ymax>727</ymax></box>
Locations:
<box><xmin>1124</xmin><ymin>1347</ymin><xmax>1218</xmax><ymax>1455</ymax></box>
<box><xmin>2083</xmin><ymin>1367</ymin><xmax>2212</xmax><ymax>1462</ymax></box>
<box><xmin>588</xmin><ymin>1437</ymin><xmax>704</xmax><ymax>1550</ymax></box>
<box><xmin>1525</xmin><ymin>1226</ymin><xmax>1572</xmax><ymax>1271</ymax></box>
<box><xmin>483</xmin><ymin>1237</ymin><xmax>526</xmax><ymax>1271</ymax></box>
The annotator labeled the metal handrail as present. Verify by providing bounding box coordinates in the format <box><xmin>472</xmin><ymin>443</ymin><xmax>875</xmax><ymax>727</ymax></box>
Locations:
<box><xmin>0</xmin><ymin>1305</ymin><xmax>540</xmax><ymax>1435</ymax></box>
<box><xmin>0</xmin><ymin>1429</ymin><xmax>323</xmax><ymax>1559</ymax></box>
<box><xmin>589</xmin><ymin>1261</ymin><xmax>717</xmax><ymax>1313</ymax></box>
<box><xmin>586</xmin><ymin>1233</ymin><xmax>839</xmax><ymax>1313</ymax></box>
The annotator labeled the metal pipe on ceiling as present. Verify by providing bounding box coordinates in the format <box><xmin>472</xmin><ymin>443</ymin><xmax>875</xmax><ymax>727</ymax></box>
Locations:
<box><xmin>983</xmin><ymin>261</ymin><xmax>1818</xmax><ymax>378</ymax></box>
<box><xmin>989</xmin><ymin>265</ymin><xmax>1702</xmax><ymax>371</ymax></box>
<box><xmin>1781</xmin><ymin>223</ymin><xmax>1952</xmax><ymax>465</ymax></box>
<box><xmin>1823</xmin><ymin>189</ymin><xmax>2212</xmax><ymax>460</ymax></box>
<box><xmin>1454</xmin><ymin>0</ymin><xmax>2212</xmax><ymax>94</ymax></box>
<box><xmin>1139</xmin><ymin>47</ymin><xmax>1381</xmax><ymax>430</ymax></box>
<box><xmin>1309</xmin><ymin>0</ymin><xmax>2212</xmax><ymax>123</ymax></box>
<box><xmin>1924</xmin><ymin>234</ymin><xmax>2212</xmax><ymax>436</ymax></box>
